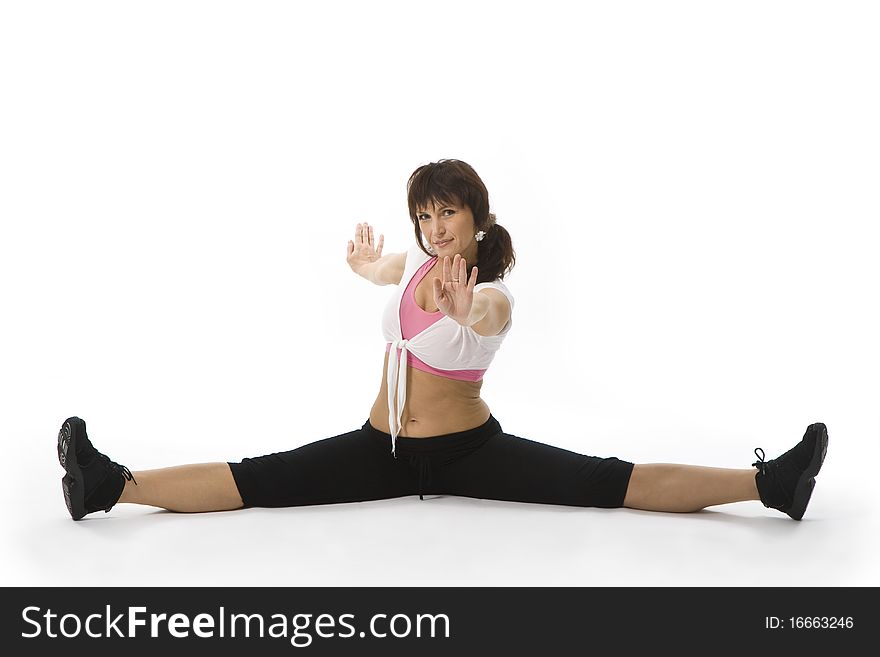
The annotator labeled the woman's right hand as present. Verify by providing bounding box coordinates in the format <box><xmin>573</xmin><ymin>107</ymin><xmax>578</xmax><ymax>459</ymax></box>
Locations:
<box><xmin>346</xmin><ymin>222</ymin><xmax>384</xmax><ymax>275</ymax></box>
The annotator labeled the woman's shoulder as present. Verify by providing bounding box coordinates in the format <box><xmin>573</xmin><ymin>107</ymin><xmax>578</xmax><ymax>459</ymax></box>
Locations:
<box><xmin>474</xmin><ymin>277</ymin><xmax>514</xmax><ymax>310</ymax></box>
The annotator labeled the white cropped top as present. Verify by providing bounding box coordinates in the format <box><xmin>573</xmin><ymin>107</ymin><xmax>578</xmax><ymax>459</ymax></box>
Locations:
<box><xmin>381</xmin><ymin>242</ymin><xmax>515</xmax><ymax>456</ymax></box>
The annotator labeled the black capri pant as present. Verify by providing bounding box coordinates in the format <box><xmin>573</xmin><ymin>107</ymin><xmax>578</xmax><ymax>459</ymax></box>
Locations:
<box><xmin>227</xmin><ymin>415</ymin><xmax>635</xmax><ymax>510</ymax></box>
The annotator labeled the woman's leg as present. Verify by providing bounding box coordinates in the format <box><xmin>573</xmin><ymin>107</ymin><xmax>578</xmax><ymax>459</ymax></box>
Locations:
<box><xmin>439</xmin><ymin>428</ymin><xmax>760</xmax><ymax>513</ymax></box>
<box><xmin>122</xmin><ymin>423</ymin><xmax>420</xmax><ymax>513</ymax></box>
<box><xmin>224</xmin><ymin>422</ymin><xmax>418</xmax><ymax>509</ymax></box>
<box><xmin>117</xmin><ymin>463</ymin><xmax>244</xmax><ymax>513</ymax></box>
<box><xmin>439</xmin><ymin>431</ymin><xmax>637</xmax><ymax>509</ymax></box>
<box><xmin>59</xmin><ymin>415</ymin><xmax>418</xmax><ymax>520</ymax></box>
<box><xmin>58</xmin><ymin>417</ymin><xmax>244</xmax><ymax>520</ymax></box>
<box><xmin>623</xmin><ymin>422</ymin><xmax>828</xmax><ymax>517</ymax></box>
<box><xmin>622</xmin><ymin>464</ymin><xmax>760</xmax><ymax>513</ymax></box>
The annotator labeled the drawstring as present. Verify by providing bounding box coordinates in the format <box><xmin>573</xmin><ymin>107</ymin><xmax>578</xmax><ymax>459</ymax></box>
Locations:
<box><xmin>370</xmin><ymin>415</ymin><xmax>503</xmax><ymax>501</ymax></box>
<box><xmin>406</xmin><ymin>454</ymin><xmax>433</xmax><ymax>501</ymax></box>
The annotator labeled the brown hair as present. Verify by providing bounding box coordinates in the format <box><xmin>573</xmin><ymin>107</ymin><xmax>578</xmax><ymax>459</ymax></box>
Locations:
<box><xmin>406</xmin><ymin>159</ymin><xmax>516</xmax><ymax>283</ymax></box>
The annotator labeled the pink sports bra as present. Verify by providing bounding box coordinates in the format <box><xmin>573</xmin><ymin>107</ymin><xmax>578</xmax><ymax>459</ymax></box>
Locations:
<box><xmin>384</xmin><ymin>256</ymin><xmax>487</xmax><ymax>381</ymax></box>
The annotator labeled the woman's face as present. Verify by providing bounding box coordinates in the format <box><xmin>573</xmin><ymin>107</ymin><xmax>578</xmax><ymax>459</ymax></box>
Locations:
<box><xmin>416</xmin><ymin>199</ymin><xmax>478</xmax><ymax>263</ymax></box>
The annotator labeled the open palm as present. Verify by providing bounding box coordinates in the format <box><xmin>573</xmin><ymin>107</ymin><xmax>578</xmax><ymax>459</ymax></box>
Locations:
<box><xmin>432</xmin><ymin>254</ymin><xmax>478</xmax><ymax>325</ymax></box>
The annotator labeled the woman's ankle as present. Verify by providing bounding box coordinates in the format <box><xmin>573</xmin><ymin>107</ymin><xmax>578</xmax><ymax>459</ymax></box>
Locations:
<box><xmin>117</xmin><ymin>476</ymin><xmax>140</xmax><ymax>504</ymax></box>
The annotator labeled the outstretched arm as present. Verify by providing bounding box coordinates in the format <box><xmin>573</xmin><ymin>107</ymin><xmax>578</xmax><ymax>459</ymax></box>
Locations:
<box><xmin>346</xmin><ymin>222</ymin><xmax>405</xmax><ymax>286</ymax></box>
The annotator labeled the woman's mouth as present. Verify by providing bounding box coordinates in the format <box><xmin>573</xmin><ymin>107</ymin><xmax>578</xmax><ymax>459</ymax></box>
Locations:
<box><xmin>434</xmin><ymin>239</ymin><xmax>452</xmax><ymax>247</ymax></box>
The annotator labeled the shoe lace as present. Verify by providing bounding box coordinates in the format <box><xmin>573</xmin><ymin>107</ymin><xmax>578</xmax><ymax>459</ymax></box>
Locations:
<box><xmin>96</xmin><ymin>452</ymin><xmax>138</xmax><ymax>486</ymax></box>
<box><xmin>752</xmin><ymin>447</ymin><xmax>769</xmax><ymax>475</ymax></box>
<box><xmin>752</xmin><ymin>446</ymin><xmax>800</xmax><ymax>511</ymax></box>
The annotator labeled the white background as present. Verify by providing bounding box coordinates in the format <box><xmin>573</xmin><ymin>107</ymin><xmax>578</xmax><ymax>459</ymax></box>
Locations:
<box><xmin>2</xmin><ymin>0</ymin><xmax>877</xmax><ymax>586</ymax></box>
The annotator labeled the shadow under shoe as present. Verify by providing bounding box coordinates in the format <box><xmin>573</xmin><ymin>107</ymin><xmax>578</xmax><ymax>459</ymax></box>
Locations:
<box><xmin>752</xmin><ymin>422</ymin><xmax>829</xmax><ymax>521</ymax></box>
<box><xmin>58</xmin><ymin>416</ymin><xmax>137</xmax><ymax>521</ymax></box>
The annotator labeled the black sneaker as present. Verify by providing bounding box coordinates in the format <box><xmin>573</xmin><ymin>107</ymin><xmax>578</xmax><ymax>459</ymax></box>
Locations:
<box><xmin>57</xmin><ymin>416</ymin><xmax>137</xmax><ymax>521</ymax></box>
<box><xmin>752</xmin><ymin>422</ymin><xmax>828</xmax><ymax>520</ymax></box>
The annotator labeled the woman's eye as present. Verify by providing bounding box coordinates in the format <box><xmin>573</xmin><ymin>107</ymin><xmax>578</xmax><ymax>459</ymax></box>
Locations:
<box><xmin>418</xmin><ymin>209</ymin><xmax>455</xmax><ymax>220</ymax></box>
<box><xmin>419</xmin><ymin>211</ymin><xmax>454</xmax><ymax>219</ymax></box>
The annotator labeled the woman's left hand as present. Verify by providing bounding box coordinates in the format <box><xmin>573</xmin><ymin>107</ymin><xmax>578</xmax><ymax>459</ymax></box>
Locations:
<box><xmin>432</xmin><ymin>254</ymin><xmax>478</xmax><ymax>325</ymax></box>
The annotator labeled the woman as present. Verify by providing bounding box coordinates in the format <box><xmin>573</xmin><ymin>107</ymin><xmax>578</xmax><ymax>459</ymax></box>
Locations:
<box><xmin>56</xmin><ymin>159</ymin><xmax>828</xmax><ymax>522</ymax></box>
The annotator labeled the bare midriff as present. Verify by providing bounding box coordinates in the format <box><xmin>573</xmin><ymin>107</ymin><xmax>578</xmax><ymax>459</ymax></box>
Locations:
<box><xmin>368</xmin><ymin>350</ymin><xmax>492</xmax><ymax>438</ymax></box>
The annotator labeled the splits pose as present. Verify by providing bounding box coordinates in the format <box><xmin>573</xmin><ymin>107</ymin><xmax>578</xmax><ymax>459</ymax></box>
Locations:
<box><xmin>56</xmin><ymin>159</ymin><xmax>828</xmax><ymax>522</ymax></box>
